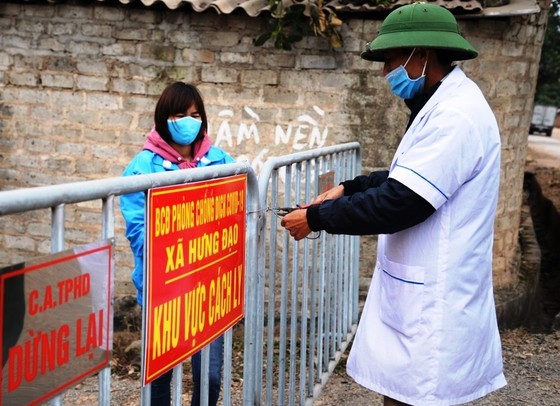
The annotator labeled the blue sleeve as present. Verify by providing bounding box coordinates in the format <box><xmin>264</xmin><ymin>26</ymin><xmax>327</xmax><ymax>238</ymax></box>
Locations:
<box><xmin>119</xmin><ymin>154</ymin><xmax>151</xmax><ymax>258</ymax></box>
<box><xmin>120</xmin><ymin>190</ymin><xmax>146</xmax><ymax>258</ymax></box>
<box><xmin>224</xmin><ymin>153</ymin><xmax>235</xmax><ymax>164</ymax></box>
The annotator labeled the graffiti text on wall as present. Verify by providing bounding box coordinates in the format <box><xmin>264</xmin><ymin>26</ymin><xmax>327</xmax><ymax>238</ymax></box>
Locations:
<box><xmin>211</xmin><ymin>106</ymin><xmax>329</xmax><ymax>171</ymax></box>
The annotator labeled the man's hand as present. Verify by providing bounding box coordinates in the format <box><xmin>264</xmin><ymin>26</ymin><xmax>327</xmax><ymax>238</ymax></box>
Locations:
<box><xmin>280</xmin><ymin>185</ymin><xmax>344</xmax><ymax>240</ymax></box>
<box><xmin>280</xmin><ymin>208</ymin><xmax>311</xmax><ymax>241</ymax></box>
<box><xmin>310</xmin><ymin>184</ymin><xmax>344</xmax><ymax>205</ymax></box>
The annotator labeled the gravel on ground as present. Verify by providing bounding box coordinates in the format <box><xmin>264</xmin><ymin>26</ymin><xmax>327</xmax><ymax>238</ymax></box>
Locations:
<box><xmin>60</xmin><ymin>327</ymin><xmax>560</xmax><ymax>405</ymax></box>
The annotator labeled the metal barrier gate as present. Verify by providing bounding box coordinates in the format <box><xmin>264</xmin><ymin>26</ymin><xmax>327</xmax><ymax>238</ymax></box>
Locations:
<box><xmin>0</xmin><ymin>162</ymin><xmax>262</xmax><ymax>406</ymax></box>
<box><xmin>0</xmin><ymin>142</ymin><xmax>361</xmax><ymax>405</ymax></box>
<box><xmin>254</xmin><ymin>142</ymin><xmax>362</xmax><ymax>405</ymax></box>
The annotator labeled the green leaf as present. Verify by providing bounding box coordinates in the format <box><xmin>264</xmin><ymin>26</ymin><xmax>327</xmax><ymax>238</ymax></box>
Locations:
<box><xmin>253</xmin><ymin>33</ymin><xmax>273</xmax><ymax>47</ymax></box>
<box><xmin>254</xmin><ymin>0</ymin><xmax>344</xmax><ymax>50</ymax></box>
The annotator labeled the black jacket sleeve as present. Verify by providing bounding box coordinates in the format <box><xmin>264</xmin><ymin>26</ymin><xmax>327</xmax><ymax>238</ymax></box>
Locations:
<box><xmin>341</xmin><ymin>170</ymin><xmax>389</xmax><ymax>195</ymax></box>
<box><xmin>307</xmin><ymin>177</ymin><xmax>435</xmax><ymax>235</ymax></box>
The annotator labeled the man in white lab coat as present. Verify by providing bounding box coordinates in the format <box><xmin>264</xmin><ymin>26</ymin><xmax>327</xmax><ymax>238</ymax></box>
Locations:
<box><xmin>281</xmin><ymin>3</ymin><xmax>507</xmax><ymax>405</ymax></box>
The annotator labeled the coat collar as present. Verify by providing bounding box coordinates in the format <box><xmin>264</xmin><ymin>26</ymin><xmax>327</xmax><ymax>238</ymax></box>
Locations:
<box><xmin>406</xmin><ymin>65</ymin><xmax>466</xmax><ymax>131</ymax></box>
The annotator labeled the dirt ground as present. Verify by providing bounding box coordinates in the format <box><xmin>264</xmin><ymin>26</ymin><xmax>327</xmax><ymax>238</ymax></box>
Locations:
<box><xmin>526</xmin><ymin>131</ymin><xmax>560</xmax><ymax>202</ymax></box>
<box><xmin>315</xmin><ymin>328</ymin><xmax>560</xmax><ymax>405</ymax></box>
<box><xmin>60</xmin><ymin>134</ymin><xmax>560</xmax><ymax>405</ymax></box>
<box><xmin>60</xmin><ymin>327</ymin><xmax>560</xmax><ymax>405</ymax></box>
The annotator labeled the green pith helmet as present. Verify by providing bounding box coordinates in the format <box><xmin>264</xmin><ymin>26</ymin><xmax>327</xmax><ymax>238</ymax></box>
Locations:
<box><xmin>361</xmin><ymin>3</ymin><xmax>478</xmax><ymax>62</ymax></box>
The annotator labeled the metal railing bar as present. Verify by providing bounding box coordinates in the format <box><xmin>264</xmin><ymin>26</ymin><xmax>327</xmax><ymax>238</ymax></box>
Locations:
<box><xmin>99</xmin><ymin>196</ymin><xmax>114</xmax><ymax>406</ymax></box>
<box><xmin>0</xmin><ymin>163</ymin><xmax>249</xmax><ymax>215</ymax></box>
<box><xmin>49</xmin><ymin>204</ymin><xmax>65</xmax><ymax>406</ymax></box>
<box><xmin>265</xmin><ymin>171</ymin><xmax>280</xmax><ymax>405</ymax></box>
<box><xmin>299</xmin><ymin>159</ymin><xmax>312</xmax><ymax>404</ymax></box>
<box><xmin>258</xmin><ymin>143</ymin><xmax>360</xmax><ymax>205</ymax></box>
<box><xmin>288</xmin><ymin>162</ymin><xmax>301</xmax><ymax>405</ymax></box>
<box><xmin>223</xmin><ymin>328</ymin><xmax>233</xmax><ymax>405</ymax></box>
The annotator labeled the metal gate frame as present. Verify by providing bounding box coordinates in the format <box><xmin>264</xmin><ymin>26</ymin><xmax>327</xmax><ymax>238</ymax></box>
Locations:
<box><xmin>252</xmin><ymin>142</ymin><xmax>362</xmax><ymax>405</ymax></box>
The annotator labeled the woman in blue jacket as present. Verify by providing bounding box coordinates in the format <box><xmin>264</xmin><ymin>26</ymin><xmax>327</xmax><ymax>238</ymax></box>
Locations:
<box><xmin>120</xmin><ymin>82</ymin><xmax>234</xmax><ymax>406</ymax></box>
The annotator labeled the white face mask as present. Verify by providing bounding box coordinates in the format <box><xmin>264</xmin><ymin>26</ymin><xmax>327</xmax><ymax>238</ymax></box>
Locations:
<box><xmin>385</xmin><ymin>48</ymin><xmax>427</xmax><ymax>99</ymax></box>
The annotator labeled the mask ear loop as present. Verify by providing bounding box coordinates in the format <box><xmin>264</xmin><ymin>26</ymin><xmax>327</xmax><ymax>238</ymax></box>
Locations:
<box><xmin>404</xmin><ymin>48</ymin><xmax>428</xmax><ymax>79</ymax></box>
<box><xmin>420</xmin><ymin>52</ymin><xmax>428</xmax><ymax>77</ymax></box>
<box><xmin>403</xmin><ymin>48</ymin><xmax>417</xmax><ymax>68</ymax></box>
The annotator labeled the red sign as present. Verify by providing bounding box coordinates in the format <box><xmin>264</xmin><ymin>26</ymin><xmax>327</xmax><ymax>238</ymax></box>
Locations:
<box><xmin>143</xmin><ymin>175</ymin><xmax>246</xmax><ymax>384</ymax></box>
<box><xmin>0</xmin><ymin>240</ymin><xmax>113</xmax><ymax>405</ymax></box>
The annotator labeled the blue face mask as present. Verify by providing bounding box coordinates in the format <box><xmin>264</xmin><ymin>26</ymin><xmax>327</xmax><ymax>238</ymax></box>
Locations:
<box><xmin>167</xmin><ymin>116</ymin><xmax>202</xmax><ymax>146</ymax></box>
<box><xmin>385</xmin><ymin>49</ymin><xmax>427</xmax><ymax>99</ymax></box>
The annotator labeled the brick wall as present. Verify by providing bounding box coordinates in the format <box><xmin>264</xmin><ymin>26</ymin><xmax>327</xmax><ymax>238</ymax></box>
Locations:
<box><xmin>0</xmin><ymin>2</ymin><xmax>547</xmax><ymax>295</ymax></box>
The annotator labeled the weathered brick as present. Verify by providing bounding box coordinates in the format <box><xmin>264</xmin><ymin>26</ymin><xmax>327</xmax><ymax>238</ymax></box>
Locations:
<box><xmin>102</xmin><ymin>43</ymin><xmax>137</xmax><ymax>57</ymax></box>
<box><xmin>91</xmin><ymin>144</ymin><xmax>120</xmax><ymax>159</ymax></box>
<box><xmin>93</xmin><ymin>6</ymin><xmax>126</xmax><ymax>21</ymax></box>
<box><xmin>49</xmin><ymin>90</ymin><xmax>85</xmax><ymax>107</ymax></box>
<box><xmin>128</xmin><ymin>63</ymin><xmax>162</xmax><ymax>80</ymax></box>
<box><xmin>56</xmin><ymin>141</ymin><xmax>87</xmax><ymax>156</ymax></box>
<box><xmin>75</xmin><ymin>159</ymin><xmax>109</xmax><ymax>175</ymax></box>
<box><xmin>15</xmin><ymin>19</ymin><xmax>46</xmax><ymax>34</ymax></box>
<box><xmin>50</xmin><ymin>22</ymin><xmax>76</xmax><ymax>36</ymax></box>
<box><xmin>81</xmin><ymin>23</ymin><xmax>114</xmax><ymax>37</ymax></box>
<box><xmin>240</xmin><ymin>70</ymin><xmax>278</xmax><ymax>86</ymax></box>
<box><xmin>84</xmin><ymin>127</ymin><xmax>122</xmax><ymax>143</ymax></box>
<box><xmin>7</xmin><ymin>71</ymin><xmax>37</xmax><ymax>86</ymax></box>
<box><xmin>45</xmin><ymin>157</ymin><xmax>74</xmax><ymax>171</ymax></box>
<box><xmin>199</xmin><ymin>31</ymin><xmax>241</xmax><ymax>48</ymax></box>
<box><xmin>41</xmin><ymin>72</ymin><xmax>74</xmax><ymax>88</ymax></box>
<box><xmin>111</xmin><ymin>78</ymin><xmax>147</xmax><ymax>95</ymax></box>
<box><xmin>201</xmin><ymin>67</ymin><xmax>239</xmax><ymax>84</ymax></box>
<box><xmin>260</xmin><ymin>53</ymin><xmax>296</xmax><ymax>68</ymax></box>
<box><xmin>169</xmin><ymin>30</ymin><xmax>201</xmax><ymax>45</ymax></box>
<box><xmin>99</xmin><ymin>110</ymin><xmax>134</xmax><ymax>128</ymax></box>
<box><xmin>501</xmin><ymin>41</ymin><xmax>525</xmax><ymax>57</ymax></box>
<box><xmin>27</xmin><ymin>222</ymin><xmax>52</xmax><ymax>237</ymax></box>
<box><xmin>138</xmin><ymin>43</ymin><xmax>176</xmax><ymax>63</ymax></box>
<box><xmin>37</xmin><ymin>37</ymin><xmax>66</xmax><ymax>53</ymax></box>
<box><xmin>300</xmin><ymin>55</ymin><xmax>336</xmax><ymax>70</ymax></box>
<box><xmin>128</xmin><ymin>9</ymin><xmax>161</xmax><ymax>24</ymax></box>
<box><xmin>4</xmin><ymin>234</ymin><xmax>36</xmax><ymax>251</ymax></box>
<box><xmin>50</xmin><ymin>122</ymin><xmax>81</xmax><ymax>140</ymax></box>
<box><xmin>24</xmin><ymin>138</ymin><xmax>55</xmax><ymax>153</ymax></box>
<box><xmin>122</xmin><ymin>95</ymin><xmax>155</xmax><ymax>112</ymax></box>
<box><xmin>68</xmin><ymin>41</ymin><xmax>102</xmax><ymax>56</ymax></box>
<box><xmin>65</xmin><ymin>110</ymin><xmax>102</xmax><ymax>127</ymax></box>
<box><xmin>77</xmin><ymin>75</ymin><xmax>108</xmax><ymax>91</ymax></box>
<box><xmin>263</xmin><ymin>87</ymin><xmax>301</xmax><ymax>106</ymax></box>
<box><xmin>0</xmin><ymin>3</ymin><xmax>22</xmax><ymax>17</ymax></box>
<box><xmin>0</xmin><ymin>168</ymin><xmax>20</xmax><ymax>186</ymax></box>
<box><xmin>115</xmin><ymin>28</ymin><xmax>149</xmax><ymax>41</ymax></box>
<box><xmin>220</xmin><ymin>52</ymin><xmax>254</xmax><ymax>65</ymax></box>
<box><xmin>86</xmin><ymin>93</ymin><xmax>120</xmax><ymax>110</ymax></box>
<box><xmin>15</xmin><ymin>121</ymin><xmax>50</xmax><ymax>137</ymax></box>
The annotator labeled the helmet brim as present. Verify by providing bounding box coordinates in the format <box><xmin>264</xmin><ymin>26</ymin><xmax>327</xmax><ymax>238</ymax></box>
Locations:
<box><xmin>361</xmin><ymin>30</ymin><xmax>478</xmax><ymax>62</ymax></box>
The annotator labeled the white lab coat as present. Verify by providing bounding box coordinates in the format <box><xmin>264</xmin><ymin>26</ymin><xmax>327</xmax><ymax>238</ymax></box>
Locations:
<box><xmin>346</xmin><ymin>66</ymin><xmax>507</xmax><ymax>405</ymax></box>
